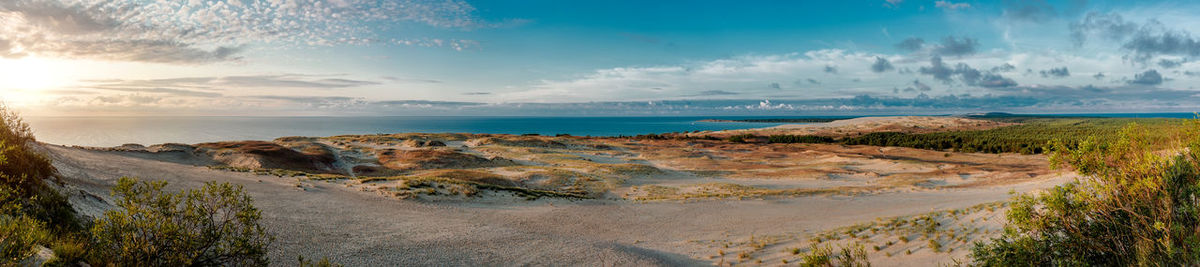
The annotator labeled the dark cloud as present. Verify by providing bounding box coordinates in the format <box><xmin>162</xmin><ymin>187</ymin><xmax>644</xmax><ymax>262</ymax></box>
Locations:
<box><xmin>1039</xmin><ymin>67</ymin><xmax>1070</xmax><ymax>78</ymax></box>
<box><xmin>1124</xmin><ymin>29</ymin><xmax>1200</xmax><ymax>62</ymax></box>
<box><xmin>807</xmin><ymin>78</ymin><xmax>821</xmax><ymax>85</ymax></box>
<box><xmin>1158</xmin><ymin>59</ymin><xmax>1186</xmax><ymax>69</ymax></box>
<box><xmin>919</xmin><ymin>56</ymin><xmax>955</xmax><ymax>83</ymax></box>
<box><xmin>897</xmin><ymin>36</ymin><xmax>979</xmax><ymax>57</ymax></box>
<box><xmin>689</xmin><ymin>90</ymin><xmax>741</xmax><ymax>96</ymax></box>
<box><xmin>871</xmin><ymin>57</ymin><xmax>895</xmax><ymax>73</ymax></box>
<box><xmin>823</xmin><ymin>65</ymin><xmax>838</xmax><ymax>74</ymax></box>
<box><xmin>978</xmin><ymin>74</ymin><xmax>1019</xmax><ymax>88</ymax></box>
<box><xmin>895</xmin><ymin>37</ymin><xmax>925</xmax><ymax>52</ymax></box>
<box><xmin>843</xmin><ymin>94</ymin><xmax>1041</xmax><ymax>109</ymax></box>
<box><xmin>1071</xmin><ymin>13</ymin><xmax>1200</xmax><ymax>63</ymax></box>
<box><xmin>767</xmin><ymin>83</ymin><xmax>782</xmax><ymax>90</ymax></box>
<box><xmin>919</xmin><ymin>56</ymin><xmax>1018</xmax><ymax>88</ymax></box>
<box><xmin>987</xmin><ymin>84</ymin><xmax>1200</xmax><ymax>108</ymax></box>
<box><xmin>462</xmin><ymin>92</ymin><xmax>491</xmax><ymax>95</ymax></box>
<box><xmin>910</xmin><ymin>80</ymin><xmax>932</xmax><ymax>92</ymax></box>
<box><xmin>932</xmin><ymin>36</ymin><xmax>979</xmax><ymax>57</ymax></box>
<box><xmin>954</xmin><ymin>63</ymin><xmax>983</xmax><ymax>85</ymax></box>
<box><xmin>1123</xmin><ymin>29</ymin><xmax>1200</xmax><ymax>62</ymax></box>
<box><xmin>1129</xmin><ymin>69</ymin><xmax>1164</xmax><ymax>85</ymax></box>
<box><xmin>1069</xmin><ymin>12</ymin><xmax>1137</xmax><ymax>46</ymax></box>
<box><xmin>1093</xmin><ymin>72</ymin><xmax>1106</xmax><ymax>79</ymax></box>
<box><xmin>1003</xmin><ymin>0</ymin><xmax>1057</xmax><ymax>22</ymax></box>
<box><xmin>991</xmin><ymin>63</ymin><xmax>1016</xmax><ymax>72</ymax></box>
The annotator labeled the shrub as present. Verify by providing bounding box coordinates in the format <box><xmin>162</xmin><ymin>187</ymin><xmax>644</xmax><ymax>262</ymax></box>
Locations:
<box><xmin>972</xmin><ymin>121</ymin><xmax>1200</xmax><ymax>265</ymax></box>
<box><xmin>767</xmin><ymin>135</ymin><xmax>836</xmax><ymax>144</ymax></box>
<box><xmin>726</xmin><ymin>134</ymin><xmax>758</xmax><ymax>143</ymax></box>
<box><xmin>0</xmin><ymin>215</ymin><xmax>49</xmax><ymax>263</ymax></box>
<box><xmin>836</xmin><ymin>243</ymin><xmax>870</xmax><ymax>267</ymax></box>
<box><xmin>90</xmin><ymin>177</ymin><xmax>274</xmax><ymax>266</ymax></box>
<box><xmin>298</xmin><ymin>255</ymin><xmax>344</xmax><ymax>267</ymax></box>
<box><xmin>799</xmin><ymin>243</ymin><xmax>870</xmax><ymax>267</ymax></box>
<box><xmin>44</xmin><ymin>236</ymin><xmax>88</xmax><ymax>266</ymax></box>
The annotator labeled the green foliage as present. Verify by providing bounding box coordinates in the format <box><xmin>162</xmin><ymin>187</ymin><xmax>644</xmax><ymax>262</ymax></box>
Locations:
<box><xmin>0</xmin><ymin>103</ymin><xmax>81</xmax><ymax>265</ymax></box>
<box><xmin>0</xmin><ymin>103</ymin><xmax>73</xmax><ymax>228</ymax></box>
<box><xmin>836</xmin><ymin>243</ymin><xmax>870</xmax><ymax>267</ymax></box>
<box><xmin>0</xmin><ymin>215</ymin><xmax>49</xmax><ymax>263</ymax></box>
<box><xmin>971</xmin><ymin>121</ymin><xmax>1200</xmax><ymax>265</ymax></box>
<box><xmin>799</xmin><ymin>243</ymin><xmax>833</xmax><ymax>266</ymax></box>
<box><xmin>298</xmin><ymin>255</ymin><xmax>343</xmax><ymax>267</ymax></box>
<box><xmin>726</xmin><ymin>134</ymin><xmax>758</xmax><ymax>143</ymax></box>
<box><xmin>798</xmin><ymin>242</ymin><xmax>870</xmax><ymax>267</ymax></box>
<box><xmin>842</xmin><ymin>118</ymin><xmax>1189</xmax><ymax>154</ymax></box>
<box><xmin>90</xmin><ymin>177</ymin><xmax>274</xmax><ymax>266</ymax></box>
<box><xmin>768</xmin><ymin>135</ymin><xmax>836</xmax><ymax>144</ymax></box>
<box><xmin>44</xmin><ymin>236</ymin><xmax>88</xmax><ymax>266</ymax></box>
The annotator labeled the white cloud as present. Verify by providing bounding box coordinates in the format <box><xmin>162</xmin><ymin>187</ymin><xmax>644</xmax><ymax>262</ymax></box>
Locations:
<box><xmin>935</xmin><ymin>1</ymin><xmax>971</xmax><ymax>11</ymax></box>
<box><xmin>494</xmin><ymin>46</ymin><xmax>1196</xmax><ymax>105</ymax></box>
<box><xmin>0</xmin><ymin>0</ymin><xmax>491</xmax><ymax>63</ymax></box>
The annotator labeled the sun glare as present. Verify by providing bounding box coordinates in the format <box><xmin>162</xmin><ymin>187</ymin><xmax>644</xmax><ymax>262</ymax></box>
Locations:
<box><xmin>0</xmin><ymin>56</ymin><xmax>59</xmax><ymax>92</ymax></box>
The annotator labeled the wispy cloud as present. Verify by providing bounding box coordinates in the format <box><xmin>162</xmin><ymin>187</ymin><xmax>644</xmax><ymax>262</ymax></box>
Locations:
<box><xmin>935</xmin><ymin>1</ymin><xmax>971</xmax><ymax>11</ymax></box>
<box><xmin>85</xmin><ymin>74</ymin><xmax>381</xmax><ymax>90</ymax></box>
<box><xmin>0</xmin><ymin>0</ymin><xmax>495</xmax><ymax>63</ymax></box>
<box><xmin>894</xmin><ymin>36</ymin><xmax>979</xmax><ymax>57</ymax></box>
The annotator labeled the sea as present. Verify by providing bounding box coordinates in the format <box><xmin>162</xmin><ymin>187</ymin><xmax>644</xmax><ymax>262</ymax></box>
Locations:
<box><xmin>24</xmin><ymin>116</ymin><xmax>790</xmax><ymax>147</ymax></box>
<box><xmin>24</xmin><ymin>113</ymin><xmax>1199</xmax><ymax>147</ymax></box>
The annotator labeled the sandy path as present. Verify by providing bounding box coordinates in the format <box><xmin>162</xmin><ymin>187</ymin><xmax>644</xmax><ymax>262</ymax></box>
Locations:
<box><xmin>45</xmin><ymin>144</ymin><xmax>1067</xmax><ymax>266</ymax></box>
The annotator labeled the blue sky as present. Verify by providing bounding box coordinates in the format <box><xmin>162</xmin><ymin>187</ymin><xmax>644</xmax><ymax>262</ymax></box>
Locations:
<box><xmin>1</xmin><ymin>0</ymin><xmax>1199</xmax><ymax>116</ymax></box>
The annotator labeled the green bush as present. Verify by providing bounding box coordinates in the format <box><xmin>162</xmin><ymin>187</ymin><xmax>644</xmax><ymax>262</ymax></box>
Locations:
<box><xmin>971</xmin><ymin>121</ymin><xmax>1200</xmax><ymax>265</ymax></box>
<box><xmin>298</xmin><ymin>255</ymin><xmax>344</xmax><ymax>267</ymax></box>
<box><xmin>44</xmin><ymin>236</ymin><xmax>88</xmax><ymax>267</ymax></box>
<box><xmin>726</xmin><ymin>134</ymin><xmax>758</xmax><ymax>143</ymax></box>
<box><xmin>841</xmin><ymin>118</ymin><xmax>1188</xmax><ymax>154</ymax></box>
<box><xmin>768</xmin><ymin>135</ymin><xmax>836</xmax><ymax>144</ymax></box>
<box><xmin>89</xmin><ymin>177</ymin><xmax>274</xmax><ymax>266</ymax></box>
<box><xmin>0</xmin><ymin>215</ymin><xmax>49</xmax><ymax>263</ymax></box>
<box><xmin>798</xmin><ymin>242</ymin><xmax>870</xmax><ymax>267</ymax></box>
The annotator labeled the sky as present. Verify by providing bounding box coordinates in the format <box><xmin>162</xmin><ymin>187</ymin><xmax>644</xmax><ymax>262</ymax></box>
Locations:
<box><xmin>2</xmin><ymin>0</ymin><xmax>1200</xmax><ymax>116</ymax></box>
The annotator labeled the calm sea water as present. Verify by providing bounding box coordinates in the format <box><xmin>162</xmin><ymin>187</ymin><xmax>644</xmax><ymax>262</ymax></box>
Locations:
<box><xmin>25</xmin><ymin>116</ymin><xmax>792</xmax><ymax>147</ymax></box>
<box><xmin>26</xmin><ymin>113</ymin><xmax>1199</xmax><ymax>147</ymax></box>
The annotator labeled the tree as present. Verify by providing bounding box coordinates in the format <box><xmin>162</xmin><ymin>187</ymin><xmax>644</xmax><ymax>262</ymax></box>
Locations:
<box><xmin>972</xmin><ymin>121</ymin><xmax>1200</xmax><ymax>265</ymax></box>
<box><xmin>90</xmin><ymin>177</ymin><xmax>274</xmax><ymax>266</ymax></box>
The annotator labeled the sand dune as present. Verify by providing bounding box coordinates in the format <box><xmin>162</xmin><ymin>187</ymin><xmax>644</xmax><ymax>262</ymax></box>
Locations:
<box><xmin>40</xmin><ymin>117</ymin><xmax>1075</xmax><ymax>266</ymax></box>
<box><xmin>45</xmin><ymin>150</ymin><xmax>1068</xmax><ymax>265</ymax></box>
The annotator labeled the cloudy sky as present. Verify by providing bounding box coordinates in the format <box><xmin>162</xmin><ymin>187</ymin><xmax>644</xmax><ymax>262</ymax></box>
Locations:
<box><xmin>2</xmin><ymin>0</ymin><xmax>1200</xmax><ymax>116</ymax></box>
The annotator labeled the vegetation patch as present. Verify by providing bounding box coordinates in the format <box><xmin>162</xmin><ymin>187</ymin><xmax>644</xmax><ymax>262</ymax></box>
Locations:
<box><xmin>972</xmin><ymin>121</ymin><xmax>1200</xmax><ymax>265</ymax></box>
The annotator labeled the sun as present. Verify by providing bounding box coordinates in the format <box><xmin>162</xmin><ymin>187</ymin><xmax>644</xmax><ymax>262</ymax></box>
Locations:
<box><xmin>0</xmin><ymin>56</ymin><xmax>59</xmax><ymax>92</ymax></box>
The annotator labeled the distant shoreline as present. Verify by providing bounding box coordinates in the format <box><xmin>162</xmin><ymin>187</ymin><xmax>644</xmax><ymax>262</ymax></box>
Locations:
<box><xmin>698</xmin><ymin>117</ymin><xmax>854</xmax><ymax>123</ymax></box>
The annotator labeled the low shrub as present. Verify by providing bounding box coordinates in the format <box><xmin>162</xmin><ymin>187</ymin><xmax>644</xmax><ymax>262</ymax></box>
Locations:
<box><xmin>89</xmin><ymin>177</ymin><xmax>274</xmax><ymax>266</ymax></box>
